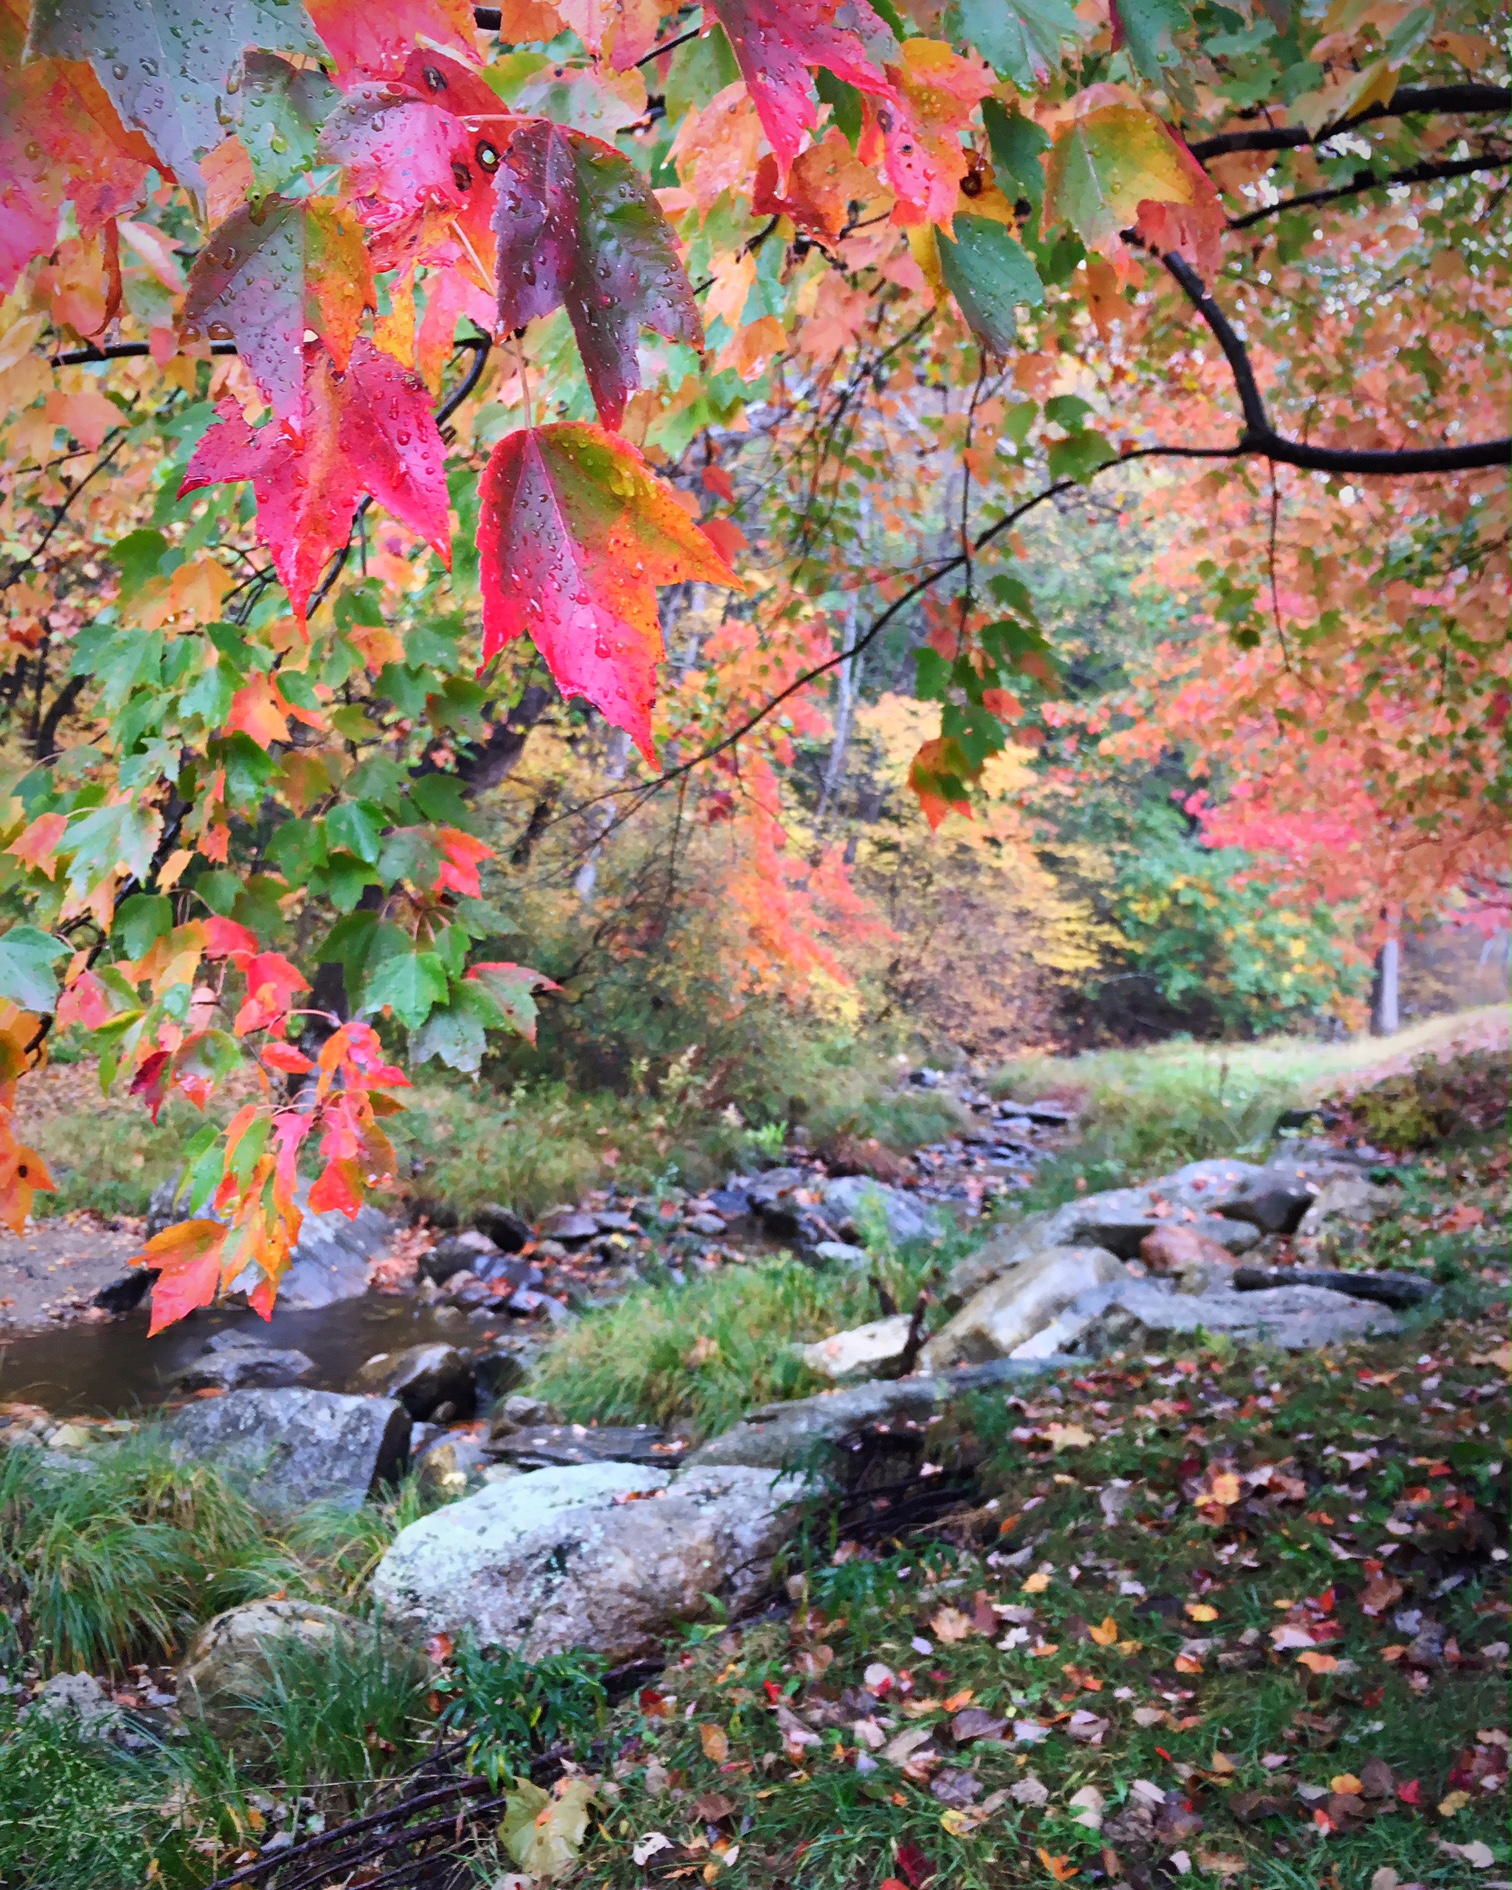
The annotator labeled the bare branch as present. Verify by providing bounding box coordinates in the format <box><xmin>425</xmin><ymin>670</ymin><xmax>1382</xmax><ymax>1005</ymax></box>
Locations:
<box><xmin>1228</xmin><ymin>151</ymin><xmax>1510</xmax><ymax>229</ymax></box>
<box><xmin>1161</xmin><ymin>251</ymin><xmax>1512</xmax><ymax>475</ymax></box>
<box><xmin>1189</xmin><ymin>82</ymin><xmax>1511</xmax><ymax>161</ymax></box>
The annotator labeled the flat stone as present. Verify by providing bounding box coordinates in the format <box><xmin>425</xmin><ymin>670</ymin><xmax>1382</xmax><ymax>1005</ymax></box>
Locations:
<box><xmin>805</xmin><ymin>1240</ymin><xmax>869</xmax><ymax>1268</ymax></box>
<box><xmin>684</xmin><ymin>1356</ymin><xmax>1076</xmax><ymax>1471</ymax></box>
<box><xmin>540</xmin><ymin>1210</ymin><xmax>599</xmax><ymax>1245</ymax></box>
<box><xmin>174</xmin><ymin>1331</ymin><xmax>315</xmax><ymax>1393</ymax></box>
<box><xmin>922</xmin><ymin>1246</ymin><xmax>1128</xmax><ymax>1370</ymax></box>
<box><xmin>1062</xmin><ymin>1277</ymin><xmax>1401</xmax><ymax>1354</ymax></box>
<box><xmin>371</xmin><ymin>1461</ymin><xmax>800</xmax><ymax>1662</ymax></box>
<box><xmin>162</xmin><ymin>1388</ymin><xmax>410</xmax><ymax>1512</ymax></box>
<box><xmin>594</xmin><ymin>1211</ymin><xmax>640</xmax><ymax>1235</ymax></box>
<box><xmin>24</xmin><ymin>1671</ymin><xmax>124</xmax><ymax>1739</ymax></box>
<box><xmin>798</xmin><ymin>1314</ymin><xmax>914</xmax><ymax>1381</ymax></box>
<box><xmin>485</xmin><ymin>1422</ymin><xmax>684</xmax><ymax>1469</ymax></box>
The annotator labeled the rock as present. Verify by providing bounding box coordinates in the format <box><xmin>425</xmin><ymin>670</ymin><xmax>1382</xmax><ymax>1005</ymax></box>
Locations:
<box><xmin>422</xmin><ymin>1231</ymin><xmax>501</xmax><ymax>1284</ymax></box>
<box><xmin>474</xmin><ymin>1253</ymin><xmax>544</xmax><ymax>1292</ymax></box>
<box><xmin>539</xmin><ymin>1209</ymin><xmax>599</xmax><ymax>1245</ymax></box>
<box><xmin>414</xmin><ymin>1430</ymin><xmax>493</xmax><ymax>1498</ymax></box>
<box><xmin>162</xmin><ymin>1388</ymin><xmax>411</xmax><ymax>1513</ymax></box>
<box><xmin>921</xmin><ymin>1247</ymin><xmax>1128</xmax><ymax>1370</ymax></box>
<box><xmin>1139</xmin><ymin>1224</ymin><xmax>1241</xmax><ymax>1295</ymax></box>
<box><xmin>1155</xmin><ymin>1158</ymin><xmax>1267</xmax><ymax>1211</ymax></box>
<box><xmin>594</xmin><ymin>1211</ymin><xmax>640</xmax><ymax>1235</ymax></box>
<box><xmin>174</xmin><ymin>1331</ymin><xmax>315</xmax><ymax>1393</ymax></box>
<box><xmin>1233</xmin><ymin>1265</ymin><xmax>1434</xmax><ymax>1309</ymax></box>
<box><xmin>798</xmin><ymin>1314</ymin><xmax>914</xmax><ymax>1381</ymax></box>
<box><xmin>1062</xmin><ymin>1276</ymin><xmax>1401</xmax><ymax>1355</ymax></box>
<box><xmin>371</xmin><ymin>1461</ymin><xmax>801</xmax><ymax>1662</ymax></box>
<box><xmin>486</xmin><ymin>1423</ymin><xmax>685</xmax><ymax>1470</ymax></box>
<box><xmin>944</xmin><ymin>1214</ymin><xmax>1057</xmax><ymax>1306</ymax></box>
<box><xmin>1215</xmin><ymin>1162</ymin><xmax>1337</xmax><ymax>1235</ymax></box>
<box><xmin>471</xmin><ymin>1342</ymin><xmax>528</xmax><ymax>1400</ymax></box>
<box><xmin>805</xmin><ymin>1240</ymin><xmax>869</xmax><ymax>1268</ymax></box>
<box><xmin>1292</xmin><ymin>1177</ymin><xmax>1397</xmax><ymax>1255</ymax></box>
<box><xmin>474</xmin><ymin>1203</ymin><xmax>533</xmax><ymax>1252</ymax></box>
<box><xmin>684</xmin><ymin>1213</ymin><xmax>728</xmax><ymax>1237</ymax></box>
<box><xmin>707</xmin><ymin>1188</ymin><xmax>753</xmax><ymax>1219</ymax></box>
<box><xmin>352</xmin><ymin>1344</ymin><xmax>476</xmax><ymax>1422</ymax></box>
<box><xmin>993</xmin><ymin>1097</ymin><xmax>1076</xmax><ymax>1125</ymax></box>
<box><xmin>821</xmin><ymin>1176</ymin><xmax>935</xmax><ymax>1245</ymax></box>
<box><xmin>92</xmin><ymin>1270</ymin><xmax>154</xmax><ymax>1315</ymax></box>
<box><xmin>491</xmin><ymin>1392</ymin><xmax>551</xmax><ymax>1432</ymax></box>
<box><xmin>820</xmin><ymin>1134</ymin><xmax>914</xmax><ymax>1185</ymax></box>
<box><xmin>685</xmin><ymin>1355</ymin><xmax>1074</xmax><ymax>1472</ymax></box>
<box><xmin>24</xmin><ymin>1671</ymin><xmax>124</xmax><ymax>1739</ymax></box>
<box><xmin>177</xmin><ymin>1599</ymin><xmax>371</xmax><ymax>1734</ymax></box>
<box><xmin>149</xmin><ymin>1175</ymin><xmax>392</xmax><ymax>1310</ymax></box>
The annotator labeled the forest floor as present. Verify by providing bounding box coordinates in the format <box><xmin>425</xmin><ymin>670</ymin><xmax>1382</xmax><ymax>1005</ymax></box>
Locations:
<box><xmin>0</xmin><ymin>1018</ymin><xmax>1506</xmax><ymax>1890</ymax></box>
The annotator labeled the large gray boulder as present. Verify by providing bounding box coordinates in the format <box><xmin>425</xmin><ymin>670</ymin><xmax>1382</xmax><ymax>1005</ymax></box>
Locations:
<box><xmin>371</xmin><ymin>1461</ymin><xmax>801</xmax><ymax>1662</ymax></box>
<box><xmin>1051</xmin><ymin>1276</ymin><xmax>1400</xmax><ymax>1355</ymax></box>
<box><xmin>798</xmin><ymin>1313</ymin><xmax>914</xmax><ymax>1381</ymax></box>
<box><xmin>162</xmin><ymin>1388</ymin><xmax>410</xmax><ymax>1512</ymax></box>
<box><xmin>922</xmin><ymin>1247</ymin><xmax>1128</xmax><ymax>1370</ymax></box>
<box><xmin>148</xmin><ymin>1175</ymin><xmax>392</xmax><ymax>1310</ymax></box>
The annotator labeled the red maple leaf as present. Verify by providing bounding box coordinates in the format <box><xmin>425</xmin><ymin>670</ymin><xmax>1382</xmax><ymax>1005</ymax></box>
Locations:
<box><xmin>478</xmin><ymin>423</ymin><xmax>740</xmax><ymax>763</ymax></box>
<box><xmin>491</xmin><ymin>120</ymin><xmax>701</xmax><ymax>429</ymax></box>
<box><xmin>706</xmin><ymin>0</ymin><xmax>900</xmax><ymax>175</ymax></box>
<box><xmin>180</xmin><ymin>337</ymin><xmax>451</xmax><ymax>625</ymax></box>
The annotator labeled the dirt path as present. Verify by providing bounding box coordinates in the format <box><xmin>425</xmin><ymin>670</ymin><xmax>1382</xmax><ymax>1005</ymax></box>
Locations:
<box><xmin>1319</xmin><ymin>1006</ymin><xmax>1510</xmax><ymax>1099</ymax></box>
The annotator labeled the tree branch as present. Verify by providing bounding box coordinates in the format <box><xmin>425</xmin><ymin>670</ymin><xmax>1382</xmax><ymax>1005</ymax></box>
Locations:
<box><xmin>1161</xmin><ymin>251</ymin><xmax>1512</xmax><ymax>474</ymax></box>
<box><xmin>1227</xmin><ymin>151</ymin><xmax>1510</xmax><ymax>230</ymax></box>
<box><xmin>52</xmin><ymin>339</ymin><xmax>237</xmax><ymax>366</ymax></box>
<box><xmin>1188</xmin><ymin>82</ymin><xmax>1511</xmax><ymax>160</ymax></box>
<box><xmin>556</xmin><ymin>440</ymin><xmax>1244</xmax><ymax>841</ymax></box>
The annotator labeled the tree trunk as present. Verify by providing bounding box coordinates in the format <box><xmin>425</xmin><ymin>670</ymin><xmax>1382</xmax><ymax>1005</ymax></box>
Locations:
<box><xmin>1371</xmin><ymin>927</ymin><xmax>1400</xmax><ymax>1036</ymax></box>
<box><xmin>816</xmin><ymin>613</ymin><xmax>861</xmax><ymax>819</ymax></box>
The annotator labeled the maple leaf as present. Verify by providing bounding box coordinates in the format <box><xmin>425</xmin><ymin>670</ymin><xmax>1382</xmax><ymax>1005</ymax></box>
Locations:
<box><xmin>706</xmin><ymin>0</ymin><xmax>899</xmax><ymax>175</ymax></box>
<box><xmin>1042</xmin><ymin>99</ymin><xmax>1222</xmax><ymax>279</ymax></box>
<box><xmin>26</xmin><ymin>0</ymin><xmax>326</xmax><ymax>209</ymax></box>
<box><xmin>478</xmin><ymin>424</ymin><xmax>739</xmax><ymax>761</ymax></box>
<box><xmin>139</xmin><ymin>1217</ymin><xmax>228</xmax><ymax>1334</ymax></box>
<box><xmin>181</xmin><ymin>196</ymin><xmax>374</xmax><ymax>425</ymax></box>
<box><xmin>500</xmin><ymin>1776</ymin><xmax>596</xmax><ymax>1880</ymax></box>
<box><xmin>909</xmin><ymin>735</ymin><xmax>976</xmax><ymax>829</ymax></box>
<box><xmin>180</xmin><ymin>338</ymin><xmax>451</xmax><ymax>625</ymax></box>
<box><xmin>465</xmin><ymin>961</ymin><xmax>560</xmax><ymax>1042</ymax></box>
<box><xmin>866</xmin><ymin>39</ymin><xmax>995</xmax><ymax>228</ymax></box>
<box><xmin>305</xmin><ymin>0</ymin><xmax>479</xmax><ymax>78</ymax></box>
<box><xmin>0</xmin><ymin>1124</ymin><xmax>55</xmax><ymax>1234</ymax></box>
<box><xmin>319</xmin><ymin>77</ymin><xmax>500</xmax><ymax>255</ymax></box>
<box><xmin>556</xmin><ymin>0</ymin><xmax>662</xmax><ymax>68</ymax></box>
<box><xmin>492</xmin><ymin>120</ymin><xmax>701</xmax><ymax>430</ymax></box>
<box><xmin>937</xmin><ymin>215</ymin><xmax>1043</xmax><ymax>351</ymax></box>
<box><xmin>752</xmin><ymin>130</ymin><xmax>878</xmax><ymax>242</ymax></box>
<box><xmin>0</xmin><ymin>1</ymin><xmax>153</xmax><ymax>289</ymax></box>
<box><xmin>952</xmin><ymin>0</ymin><xmax>1084</xmax><ymax>87</ymax></box>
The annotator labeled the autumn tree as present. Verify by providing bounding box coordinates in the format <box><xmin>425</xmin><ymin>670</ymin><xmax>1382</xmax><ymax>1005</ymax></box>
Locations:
<box><xmin>0</xmin><ymin>0</ymin><xmax>1504</xmax><ymax>1326</ymax></box>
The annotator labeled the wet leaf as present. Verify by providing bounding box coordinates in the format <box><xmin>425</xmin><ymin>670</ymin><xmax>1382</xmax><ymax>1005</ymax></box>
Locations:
<box><xmin>492</xmin><ymin>120</ymin><xmax>701</xmax><ymax>429</ymax></box>
<box><xmin>477</xmin><ymin>424</ymin><xmax>739</xmax><ymax>762</ymax></box>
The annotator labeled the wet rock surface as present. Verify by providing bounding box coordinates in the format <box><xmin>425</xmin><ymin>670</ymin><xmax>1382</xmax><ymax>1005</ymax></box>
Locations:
<box><xmin>162</xmin><ymin>1388</ymin><xmax>411</xmax><ymax>1512</ymax></box>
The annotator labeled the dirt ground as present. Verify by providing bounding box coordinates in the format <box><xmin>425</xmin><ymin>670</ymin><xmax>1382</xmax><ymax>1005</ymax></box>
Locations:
<box><xmin>0</xmin><ymin>1215</ymin><xmax>144</xmax><ymax>1332</ymax></box>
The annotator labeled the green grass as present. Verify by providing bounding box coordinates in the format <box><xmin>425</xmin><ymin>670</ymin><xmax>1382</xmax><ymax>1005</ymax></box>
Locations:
<box><xmin>529</xmin><ymin>1239</ymin><xmax>964</xmax><ymax>1442</ymax></box>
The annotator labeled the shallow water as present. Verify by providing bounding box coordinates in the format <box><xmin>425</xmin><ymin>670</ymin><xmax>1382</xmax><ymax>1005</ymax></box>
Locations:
<box><xmin>0</xmin><ymin>1296</ymin><xmax>494</xmax><ymax>1417</ymax></box>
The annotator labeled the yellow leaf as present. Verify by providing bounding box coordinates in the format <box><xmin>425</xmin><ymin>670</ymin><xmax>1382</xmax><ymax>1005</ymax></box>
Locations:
<box><xmin>1089</xmin><ymin>1617</ymin><xmax>1119</xmax><ymax>1646</ymax></box>
<box><xmin>501</xmin><ymin>1776</ymin><xmax>597</xmax><ymax>1881</ymax></box>
<box><xmin>931</xmin><ymin>1606</ymin><xmax>975</xmax><ymax>1643</ymax></box>
<box><xmin>1185</xmin><ymin>1603</ymin><xmax>1219</xmax><ymax>1623</ymax></box>
<box><xmin>1044</xmin><ymin>1422</ymin><xmax>1094</xmax><ymax>1452</ymax></box>
<box><xmin>700</xmin><ymin>1723</ymin><xmax>729</xmax><ymax>1763</ymax></box>
<box><xmin>1174</xmin><ymin>1652</ymin><xmax>1204</xmax><ymax>1674</ymax></box>
<box><xmin>1022</xmin><ymin>1571</ymin><xmax>1051</xmax><ymax>1594</ymax></box>
<box><xmin>1330</xmin><ymin>1773</ymin><xmax>1362</xmax><ymax>1795</ymax></box>
<box><xmin>1210</xmin><ymin>1751</ymin><xmax>1236</xmax><ymax>1776</ymax></box>
<box><xmin>1296</xmin><ymin>1650</ymin><xmax>1338</xmax><ymax>1674</ymax></box>
<box><xmin>1437</xmin><ymin>1789</ymin><xmax>1470</xmax><ymax>1816</ymax></box>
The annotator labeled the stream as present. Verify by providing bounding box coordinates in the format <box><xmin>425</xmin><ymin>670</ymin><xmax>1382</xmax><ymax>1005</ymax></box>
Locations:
<box><xmin>0</xmin><ymin>1296</ymin><xmax>488</xmax><ymax>1418</ymax></box>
